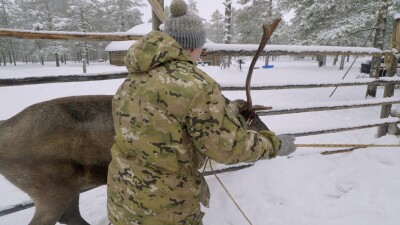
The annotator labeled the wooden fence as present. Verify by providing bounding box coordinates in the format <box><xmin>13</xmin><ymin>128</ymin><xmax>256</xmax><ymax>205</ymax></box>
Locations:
<box><xmin>1</xmin><ymin>73</ymin><xmax>400</xmax><ymax>137</ymax></box>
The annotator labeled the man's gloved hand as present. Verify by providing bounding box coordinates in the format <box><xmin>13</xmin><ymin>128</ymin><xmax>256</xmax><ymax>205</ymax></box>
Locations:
<box><xmin>276</xmin><ymin>135</ymin><xmax>296</xmax><ymax>156</ymax></box>
<box><xmin>259</xmin><ymin>131</ymin><xmax>297</xmax><ymax>157</ymax></box>
<box><xmin>229</xmin><ymin>99</ymin><xmax>269</xmax><ymax>132</ymax></box>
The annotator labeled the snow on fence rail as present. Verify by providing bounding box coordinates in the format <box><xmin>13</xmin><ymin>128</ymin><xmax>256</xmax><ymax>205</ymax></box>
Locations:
<box><xmin>204</xmin><ymin>43</ymin><xmax>384</xmax><ymax>56</ymax></box>
<box><xmin>0</xmin><ymin>28</ymin><xmax>384</xmax><ymax>57</ymax></box>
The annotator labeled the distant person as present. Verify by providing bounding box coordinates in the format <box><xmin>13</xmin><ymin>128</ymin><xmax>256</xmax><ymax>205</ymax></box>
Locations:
<box><xmin>107</xmin><ymin>0</ymin><xmax>296</xmax><ymax>224</ymax></box>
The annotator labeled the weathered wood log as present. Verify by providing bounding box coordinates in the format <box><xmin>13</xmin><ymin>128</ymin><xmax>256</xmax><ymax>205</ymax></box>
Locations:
<box><xmin>148</xmin><ymin>0</ymin><xmax>167</xmax><ymax>23</ymax></box>
<box><xmin>222</xmin><ymin>79</ymin><xmax>400</xmax><ymax>90</ymax></box>
<box><xmin>258</xmin><ymin>97</ymin><xmax>400</xmax><ymax>116</ymax></box>
<box><xmin>286</xmin><ymin>118</ymin><xmax>400</xmax><ymax>137</ymax></box>
<box><xmin>1</xmin><ymin>74</ymin><xmax>400</xmax><ymax>88</ymax></box>
<box><xmin>0</xmin><ymin>28</ymin><xmax>143</xmax><ymax>41</ymax></box>
<box><xmin>0</xmin><ymin>72</ymin><xmax>128</xmax><ymax>86</ymax></box>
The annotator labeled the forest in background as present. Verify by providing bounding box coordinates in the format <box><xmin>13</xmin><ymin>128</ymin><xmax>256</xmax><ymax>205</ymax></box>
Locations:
<box><xmin>0</xmin><ymin>0</ymin><xmax>399</xmax><ymax>66</ymax></box>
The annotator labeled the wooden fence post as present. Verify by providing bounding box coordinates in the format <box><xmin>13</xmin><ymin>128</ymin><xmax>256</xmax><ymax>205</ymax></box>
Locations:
<box><xmin>378</xmin><ymin>18</ymin><xmax>400</xmax><ymax>137</ymax></box>
<box><xmin>339</xmin><ymin>55</ymin><xmax>345</xmax><ymax>70</ymax></box>
<box><xmin>55</xmin><ymin>53</ymin><xmax>60</xmax><ymax>67</ymax></box>
<box><xmin>82</xmin><ymin>59</ymin><xmax>87</xmax><ymax>73</ymax></box>
<box><xmin>366</xmin><ymin>0</ymin><xmax>389</xmax><ymax>97</ymax></box>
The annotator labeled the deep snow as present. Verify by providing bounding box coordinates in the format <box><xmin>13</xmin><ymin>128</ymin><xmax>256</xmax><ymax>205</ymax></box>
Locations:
<box><xmin>0</xmin><ymin>57</ymin><xmax>399</xmax><ymax>225</ymax></box>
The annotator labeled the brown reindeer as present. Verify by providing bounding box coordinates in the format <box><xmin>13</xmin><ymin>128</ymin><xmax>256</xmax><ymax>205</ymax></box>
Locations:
<box><xmin>0</xmin><ymin>95</ymin><xmax>115</xmax><ymax>225</ymax></box>
<box><xmin>0</xmin><ymin>95</ymin><xmax>268</xmax><ymax>225</ymax></box>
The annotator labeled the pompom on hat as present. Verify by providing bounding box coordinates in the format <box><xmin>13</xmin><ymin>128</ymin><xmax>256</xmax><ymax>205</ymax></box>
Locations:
<box><xmin>163</xmin><ymin>0</ymin><xmax>206</xmax><ymax>49</ymax></box>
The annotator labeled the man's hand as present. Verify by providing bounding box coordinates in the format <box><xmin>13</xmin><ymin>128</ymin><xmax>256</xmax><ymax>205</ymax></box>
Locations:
<box><xmin>258</xmin><ymin>132</ymin><xmax>296</xmax><ymax>157</ymax></box>
<box><xmin>229</xmin><ymin>99</ymin><xmax>269</xmax><ymax>132</ymax></box>
<box><xmin>276</xmin><ymin>135</ymin><xmax>296</xmax><ymax>156</ymax></box>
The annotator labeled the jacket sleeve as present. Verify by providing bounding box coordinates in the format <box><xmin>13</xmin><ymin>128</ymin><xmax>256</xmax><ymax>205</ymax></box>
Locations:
<box><xmin>184</xmin><ymin>83</ymin><xmax>277</xmax><ymax>165</ymax></box>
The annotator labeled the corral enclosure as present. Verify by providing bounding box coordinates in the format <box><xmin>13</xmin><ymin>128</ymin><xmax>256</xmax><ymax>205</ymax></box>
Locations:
<box><xmin>1</xmin><ymin>2</ymin><xmax>400</xmax><ymax>224</ymax></box>
<box><xmin>1</xmin><ymin>56</ymin><xmax>400</xmax><ymax>224</ymax></box>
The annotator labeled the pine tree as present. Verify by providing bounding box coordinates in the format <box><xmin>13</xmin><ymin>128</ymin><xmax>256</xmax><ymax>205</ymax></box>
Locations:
<box><xmin>277</xmin><ymin>0</ymin><xmax>400</xmax><ymax>46</ymax></box>
<box><xmin>102</xmin><ymin>0</ymin><xmax>143</xmax><ymax>32</ymax></box>
<box><xmin>188</xmin><ymin>0</ymin><xmax>198</xmax><ymax>14</ymax></box>
<box><xmin>208</xmin><ymin>10</ymin><xmax>224</xmax><ymax>43</ymax></box>
<box><xmin>235</xmin><ymin>0</ymin><xmax>281</xmax><ymax>44</ymax></box>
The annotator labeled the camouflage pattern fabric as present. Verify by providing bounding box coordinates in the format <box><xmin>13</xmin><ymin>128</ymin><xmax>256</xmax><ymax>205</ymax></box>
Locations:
<box><xmin>107</xmin><ymin>31</ymin><xmax>278</xmax><ymax>225</ymax></box>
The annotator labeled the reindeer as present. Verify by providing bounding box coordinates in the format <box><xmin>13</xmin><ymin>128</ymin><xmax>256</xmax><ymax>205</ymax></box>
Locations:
<box><xmin>0</xmin><ymin>95</ymin><xmax>115</xmax><ymax>225</ymax></box>
<box><xmin>0</xmin><ymin>94</ymin><xmax>269</xmax><ymax>225</ymax></box>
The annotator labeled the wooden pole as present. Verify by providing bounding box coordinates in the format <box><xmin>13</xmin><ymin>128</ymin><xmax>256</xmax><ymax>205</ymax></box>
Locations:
<box><xmin>366</xmin><ymin>0</ymin><xmax>388</xmax><ymax>97</ymax></box>
<box><xmin>378</xmin><ymin>19</ymin><xmax>400</xmax><ymax>137</ymax></box>
<box><xmin>148</xmin><ymin>0</ymin><xmax>167</xmax><ymax>24</ymax></box>
<box><xmin>82</xmin><ymin>59</ymin><xmax>87</xmax><ymax>73</ymax></box>
<box><xmin>0</xmin><ymin>29</ymin><xmax>143</xmax><ymax>41</ymax></box>
<box><xmin>151</xmin><ymin>0</ymin><xmax>164</xmax><ymax>31</ymax></box>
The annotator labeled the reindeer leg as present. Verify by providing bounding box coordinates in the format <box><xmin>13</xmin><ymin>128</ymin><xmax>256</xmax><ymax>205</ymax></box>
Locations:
<box><xmin>29</xmin><ymin>187</ymin><xmax>79</xmax><ymax>225</ymax></box>
<box><xmin>58</xmin><ymin>195</ymin><xmax>90</xmax><ymax>225</ymax></box>
<box><xmin>25</xmin><ymin>162</ymin><xmax>85</xmax><ymax>225</ymax></box>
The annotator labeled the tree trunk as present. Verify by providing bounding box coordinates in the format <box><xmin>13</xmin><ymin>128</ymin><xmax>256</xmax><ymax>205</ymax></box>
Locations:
<box><xmin>10</xmin><ymin>42</ymin><xmax>16</xmax><ymax>66</ymax></box>
<box><xmin>2</xmin><ymin>50</ymin><xmax>7</xmax><ymax>66</ymax></box>
<box><xmin>8</xmin><ymin>50</ymin><xmax>12</xmax><ymax>64</ymax></box>
<box><xmin>366</xmin><ymin>0</ymin><xmax>388</xmax><ymax>97</ymax></box>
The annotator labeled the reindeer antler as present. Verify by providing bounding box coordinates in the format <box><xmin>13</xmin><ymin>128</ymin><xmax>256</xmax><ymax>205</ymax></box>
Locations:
<box><xmin>245</xmin><ymin>18</ymin><xmax>282</xmax><ymax>116</ymax></box>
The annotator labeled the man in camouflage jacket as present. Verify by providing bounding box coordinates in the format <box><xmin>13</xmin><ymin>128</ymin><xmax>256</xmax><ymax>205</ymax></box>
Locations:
<box><xmin>107</xmin><ymin>0</ymin><xmax>295</xmax><ymax>224</ymax></box>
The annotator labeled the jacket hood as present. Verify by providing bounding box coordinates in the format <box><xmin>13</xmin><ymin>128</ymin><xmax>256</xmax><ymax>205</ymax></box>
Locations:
<box><xmin>125</xmin><ymin>30</ymin><xmax>194</xmax><ymax>73</ymax></box>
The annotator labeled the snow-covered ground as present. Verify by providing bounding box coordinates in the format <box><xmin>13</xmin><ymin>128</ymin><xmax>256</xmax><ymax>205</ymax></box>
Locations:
<box><xmin>0</xmin><ymin>57</ymin><xmax>399</xmax><ymax>225</ymax></box>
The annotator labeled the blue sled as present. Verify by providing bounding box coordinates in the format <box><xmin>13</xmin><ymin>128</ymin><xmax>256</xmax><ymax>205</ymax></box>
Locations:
<box><xmin>262</xmin><ymin>65</ymin><xmax>274</xmax><ymax>69</ymax></box>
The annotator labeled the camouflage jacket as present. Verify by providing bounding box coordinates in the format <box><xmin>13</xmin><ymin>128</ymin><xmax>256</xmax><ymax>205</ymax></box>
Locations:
<box><xmin>107</xmin><ymin>31</ymin><xmax>277</xmax><ymax>224</ymax></box>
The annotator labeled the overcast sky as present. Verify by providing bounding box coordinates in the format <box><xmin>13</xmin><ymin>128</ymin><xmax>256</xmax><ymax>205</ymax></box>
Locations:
<box><xmin>142</xmin><ymin>0</ymin><xmax>242</xmax><ymax>22</ymax></box>
<box><xmin>142</xmin><ymin>1</ymin><xmax>293</xmax><ymax>23</ymax></box>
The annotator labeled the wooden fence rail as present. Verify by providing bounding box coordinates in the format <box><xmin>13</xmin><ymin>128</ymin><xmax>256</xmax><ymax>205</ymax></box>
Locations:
<box><xmin>1</xmin><ymin>73</ymin><xmax>400</xmax><ymax>88</ymax></box>
<box><xmin>287</xmin><ymin>118</ymin><xmax>400</xmax><ymax>137</ymax></box>
<box><xmin>0</xmin><ymin>72</ymin><xmax>128</xmax><ymax>87</ymax></box>
<box><xmin>0</xmin><ymin>28</ymin><xmax>143</xmax><ymax>41</ymax></box>
<box><xmin>1</xmin><ymin>73</ymin><xmax>399</xmax><ymax>138</ymax></box>
<box><xmin>259</xmin><ymin>97</ymin><xmax>400</xmax><ymax>115</ymax></box>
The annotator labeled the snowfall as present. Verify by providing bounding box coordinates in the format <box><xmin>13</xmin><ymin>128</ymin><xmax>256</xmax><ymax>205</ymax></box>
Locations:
<box><xmin>1</xmin><ymin>56</ymin><xmax>400</xmax><ymax>225</ymax></box>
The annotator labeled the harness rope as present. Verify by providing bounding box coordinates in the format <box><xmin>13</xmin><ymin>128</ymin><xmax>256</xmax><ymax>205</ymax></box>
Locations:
<box><xmin>205</xmin><ymin>157</ymin><xmax>254</xmax><ymax>225</ymax></box>
<box><xmin>296</xmin><ymin>143</ymin><xmax>400</xmax><ymax>148</ymax></box>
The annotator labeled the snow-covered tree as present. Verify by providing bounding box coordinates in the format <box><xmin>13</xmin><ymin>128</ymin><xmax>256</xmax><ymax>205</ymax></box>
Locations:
<box><xmin>101</xmin><ymin>0</ymin><xmax>143</xmax><ymax>32</ymax></box>
<box><xmin>277</xmin><ymin>0</ymin><xmax>400</xmax><ymax>47</ymax></box>
<box><xmin>223</xmin><ymin>0</ymin><xmax>232</xmax><ymax>45</ymax></box>
<box><xmin>188</xmin><ymin>0</ymin><xmax>198</xmax><ymax>14</ymax></box>
<box><xmin>207</xmin><ymin>10</ymin><xmax>224</xmax><ymax>43</ymax></box>
<box><xmin>235</xmin><ymin>0</ymin><xmax>281</xmax><ymax>44</ymax></box>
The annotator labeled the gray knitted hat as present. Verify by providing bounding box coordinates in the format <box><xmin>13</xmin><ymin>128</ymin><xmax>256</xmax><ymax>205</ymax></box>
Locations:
<box><xmin>164</xmin><ymin>0</ymin><xmax>206</xmax><ymax>49</ymax></box>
